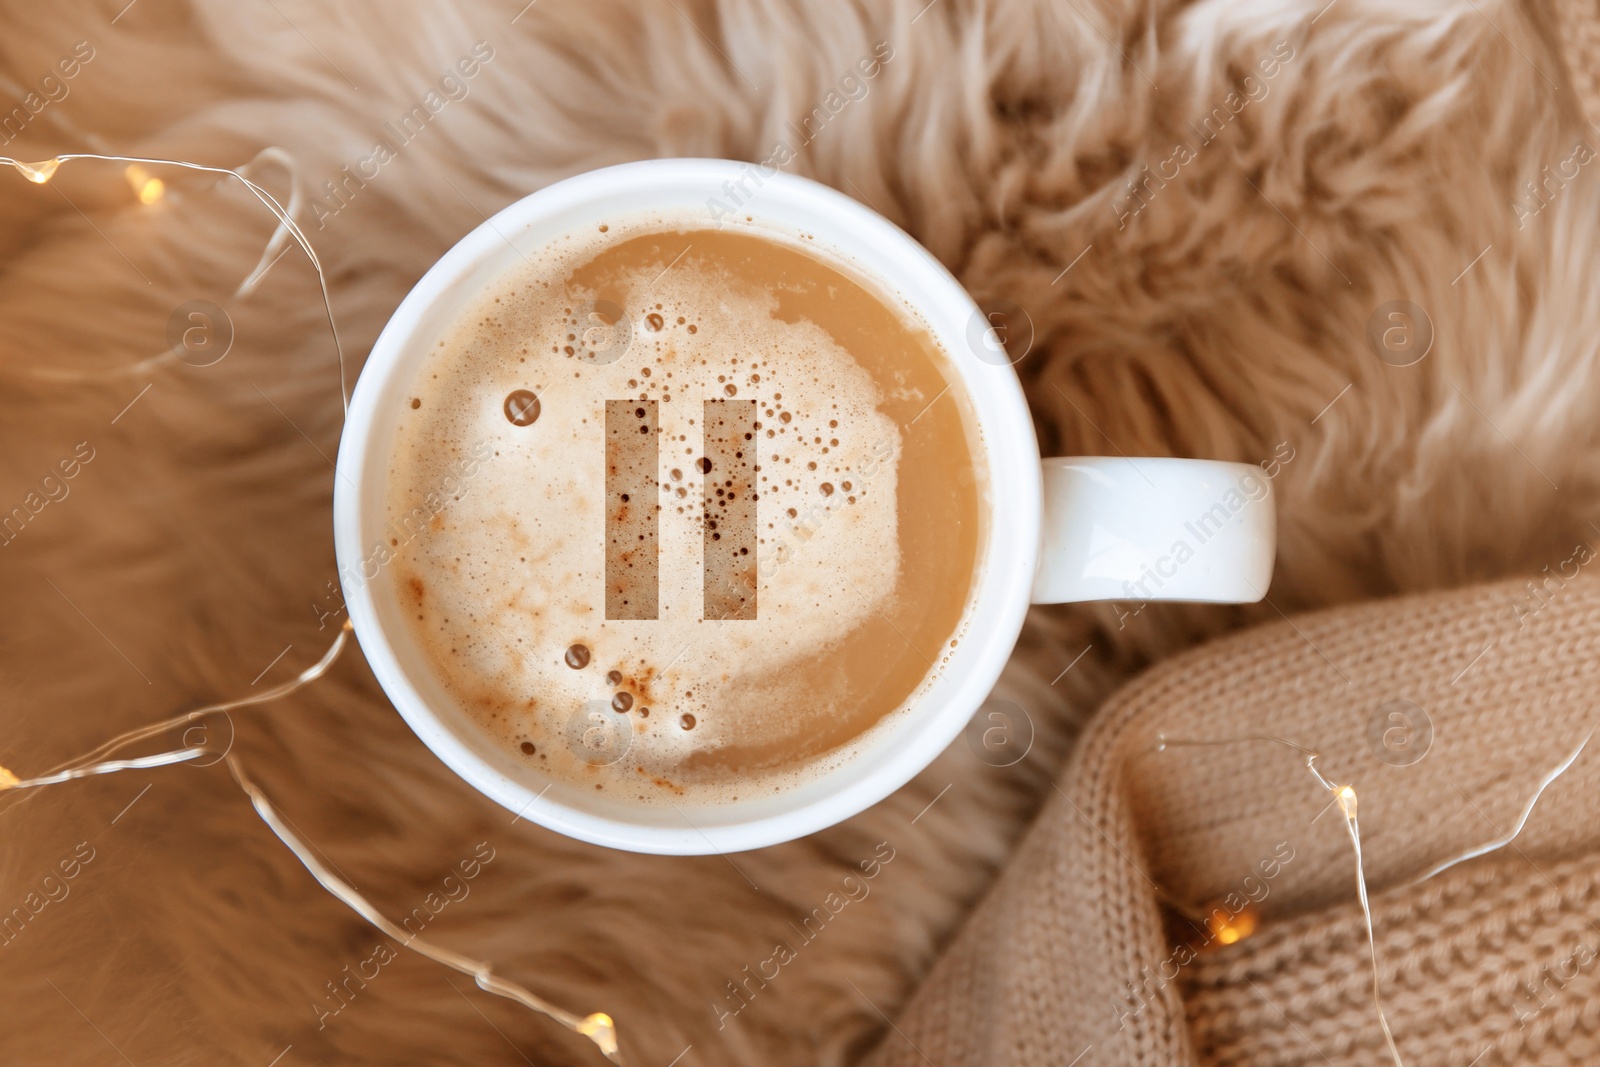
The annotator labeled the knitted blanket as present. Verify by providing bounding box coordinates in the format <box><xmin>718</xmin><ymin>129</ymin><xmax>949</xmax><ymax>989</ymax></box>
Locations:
<box><xmin>872</xmin><ymin>574</ymin><xmax>1600</xmax><ymax>1066</ymax></box>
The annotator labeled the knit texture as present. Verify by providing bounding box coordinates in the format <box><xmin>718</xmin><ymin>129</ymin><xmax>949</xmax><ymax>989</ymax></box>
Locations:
<box><xmin>869</xmin><ymin>574</ymin><xmax>1600</xmax><ymax>1066</ymax></box>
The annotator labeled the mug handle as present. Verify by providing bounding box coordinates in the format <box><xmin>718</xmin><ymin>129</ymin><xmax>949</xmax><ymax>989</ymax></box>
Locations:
<box><xmin>1031</xmin><ymin>456</ymin><xmax>1276</xmax><ymax>604</ymax></box>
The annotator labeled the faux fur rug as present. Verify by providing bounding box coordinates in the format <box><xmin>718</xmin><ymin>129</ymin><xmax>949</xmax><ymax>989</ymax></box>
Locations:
<box><xmin>1</xmin><ymin>1</ymin><xmax>1596</xmax><ymax>1064</ymax></box>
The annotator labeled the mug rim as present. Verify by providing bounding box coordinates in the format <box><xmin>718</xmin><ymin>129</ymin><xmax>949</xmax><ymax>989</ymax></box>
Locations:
<box><xmin>333</xmin><ymin>158</ymin><xmax>1042</xmax><ymax>853</ymax></box>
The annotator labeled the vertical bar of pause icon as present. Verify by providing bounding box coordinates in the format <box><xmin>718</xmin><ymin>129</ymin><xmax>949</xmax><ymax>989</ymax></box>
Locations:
<box><xmin>702</xmin><ymin>398</ymin><xmax>758</xmax><ymax>620</ymax></box>
<box><xmin>604</xmin><ymin>397</ymin><xmax>758</xmax><ymax>621</ymax></box>
<box><xmin>605</xmin><ymin>400</ymin><xmax>659</xmax><ymax>619</ymax></box>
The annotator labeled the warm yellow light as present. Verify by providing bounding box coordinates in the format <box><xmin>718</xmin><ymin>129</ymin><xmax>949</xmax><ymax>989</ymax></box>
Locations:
<box><xmin>1208</xmin><ymin>905</ymin><xmax>1258</xmax><ymax>946</ymax></box>
<box><xmin>16</xmin><ymin>158</ymin><xmax>61</xmax><ymax>184</ymax></box>
<box><xmin>577</xmin><ymin>1012</ymin><xmax>618</xmax><ymax>1056</ymax></box>
<box><xmin>124</xmin><ymin>164</ymin><xmax>164</xmax><ymax>204</ymax></box>
<box><xmin>1336</xmin><ymin>784</ymin><xmax>1358</xmax><ymax>818</ymax></box>
<box><xmin>0</xmin><ymin>765</ymin><xmax>18</xmax><ymax>789</ymax></box>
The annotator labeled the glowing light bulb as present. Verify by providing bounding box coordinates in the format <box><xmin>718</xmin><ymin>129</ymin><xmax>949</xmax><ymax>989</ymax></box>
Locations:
<box><xmin>1336</xmin><ymin>784</ymin><xmax>1358</xmax><ymax>818</ymax></box>
<box><xmin>0</xmin><ymin>765</ymin><xmax>18</xmax><ymax>790</ymax></box>
<box><xmin>1207</xmin><ymin>905</ymin><xmax>1257</xmax><ymax>946</ymax></box>
<box><xmin>124</xmin><ymin>164</ymin><xmax>165</xmax><ymax>204</ymax></box>
<box><xmin>15</xmin><ymin>158</ymin><xmax>61</xmax><ymax>184</ymax></box>
<box><xmin>577</xmin><ymin>1012</ymin><xmax>620</xmax><ymax>1058</ymax></box>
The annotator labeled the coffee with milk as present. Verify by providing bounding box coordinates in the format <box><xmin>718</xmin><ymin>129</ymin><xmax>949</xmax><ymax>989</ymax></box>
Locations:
<box><xmin>385</xmin><ymin>218</ymin><xmax>985</xmax><ymax>804</ymax></box>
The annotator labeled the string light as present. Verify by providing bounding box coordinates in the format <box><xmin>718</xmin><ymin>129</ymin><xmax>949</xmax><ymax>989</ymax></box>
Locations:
<box><xmin>0</xmin><ymin>703</ymin><xmax>625</xmax><ymax>1064</ymax></box>
<box><xmin>1206</xmin><ymin>904</ymin><xmax>1257</xmax><ymax>946</ymax></box>
<box><xmin>1398</xmin><ymin>725</ymin><xmax>1595</xmax><ymax>889</ymax></box>
<box><xmin>14</xmin><ymin>157</ymin><xmax>59</xmax><ymax>183</ymax></box>
<box><xmin>0</xmin><ymin>151</ymin><xmax>348</xmax><ymax>408</ymax></box>
<box><xmin>1154</xmin><ymin>734</ymin><xmax>1404</xmax><ymax>1067</ymax></box>
<box><xmin>1152</xmin><ymin>726</ymin><xmax>1596</xmax><ymax>1065</ymax></box>
<box><xmin>227</xmin><ymin>755</ymin><xmax>624</xmax><ymax>1064</ymax></box>
<box><xmin>14</xmin><ymin>147</ymin><xmax>308</xmax><ymax>385</ymax></box>
<box><xmin>0</xmin><ymin>153</ymin><xmax>626</xmax><ymax>1063</ymax></box>
<box><xmin>1</xmin><ymin>747</ymin><xmax>204</xmax><ymax>790</ymax></box>
<box><xmin>0</xmin><ymin>622</ymin><xmax>351</xmax><ymax>810</ymax></box>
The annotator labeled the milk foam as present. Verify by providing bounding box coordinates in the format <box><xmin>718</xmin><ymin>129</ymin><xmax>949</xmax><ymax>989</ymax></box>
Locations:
<box><xmin>387</xmin><ymin>222</ymin><xmax>934</xmax><ymax>802</ymax></box>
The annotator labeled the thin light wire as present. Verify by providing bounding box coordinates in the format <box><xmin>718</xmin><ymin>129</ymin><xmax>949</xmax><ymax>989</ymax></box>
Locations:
<box><xmin>0</xmin><ymin>152</ymin><xmax>347</xmax><ymax>410</ymax></box>
<box><xmin>0</xmin><ymin>620</ymin><xmax>625</xmax><ymax>1062</ymax></box>
<box><xmin>1153</xmin><ymin>724</ymin><xmax>1600</xmax><ymax>1063</ymax></box>
<box><xmin>1399</xmin><ymin>725</ymin><xmax>1596</xmax><ymax>889</ymax></box>
<box><xmin>1</xmin><ymin>621</ymin><xmax>353</xmax><ymax>816</ymax></box>
<box><xmin>1155</xmin><ymin>734</ymin><xmax>1404</xmax><ymax>1067</ymax></box>
<box><xmin>1333</xmin><ymin>786</ymin><xmax>1404</xmax><ymax>1067</ymax></box>
<box><xmin>0</xmin><ymin>155</ymin><xmax>623</xmax><ymax>1062</ymax></box>
<box><xmin>226</xmin><ymin>755</ymin><xmax>623</xmax><ymax>1064</ymax></box>
<box><xmin>24</xmin><ymin>147</ymin><xmax>308</xmax><ymax>383</ymax></box>
<box><xmin>2</xmin><ymin>746</ymin><xmax>204</xmax><ymax>789</ymax></box>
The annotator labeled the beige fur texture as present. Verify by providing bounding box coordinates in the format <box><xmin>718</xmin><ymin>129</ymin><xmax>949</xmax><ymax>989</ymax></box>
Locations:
<box><xmin>0</xmin><ymin>1</ymin><xmax>1594</xmax><ymax>1064</ymax></box>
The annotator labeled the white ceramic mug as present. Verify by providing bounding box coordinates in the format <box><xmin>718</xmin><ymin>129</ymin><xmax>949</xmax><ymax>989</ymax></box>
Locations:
<box><xmin>333</xmin><ymin>159</ymin><xmax>1275</xmax><ymax>855</ymax></box>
